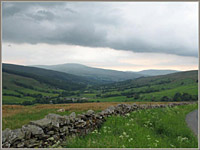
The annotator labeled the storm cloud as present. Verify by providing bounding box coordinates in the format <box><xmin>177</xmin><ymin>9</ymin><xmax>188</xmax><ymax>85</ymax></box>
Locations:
<box><xmin>2</xmin><ymin>2</ymin><xmax>198</xmax><ymax>57</ymax></box>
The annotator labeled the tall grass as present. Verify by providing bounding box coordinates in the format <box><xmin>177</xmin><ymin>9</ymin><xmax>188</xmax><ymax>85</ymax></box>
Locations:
<box><xmin>64</xmin><ymin>103</ymin><xmax>198</xmax><ymax>148</ymax></box>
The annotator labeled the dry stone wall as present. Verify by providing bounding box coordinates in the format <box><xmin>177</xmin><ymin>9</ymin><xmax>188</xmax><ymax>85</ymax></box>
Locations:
<box><xmin>2</xmin><ymin>102</ymin><xmax>195</xmax><ymax>148</ymax></box>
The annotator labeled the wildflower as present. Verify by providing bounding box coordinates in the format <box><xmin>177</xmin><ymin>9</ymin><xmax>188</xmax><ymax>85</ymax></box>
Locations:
<box><xmin>179</xmin><ymin>137</ymin><xmax>189</xmax><ymax>142</ymax></box>
<box><xmin>146</xmin><ymin>135</ymin><xmax>151</xmax><ymax>140</ymax></box>
<box><xmin>92</xmin><ymin>130</ymin><xmax>98</xmax><ymax>134</ymax></box>
<box><xmin>177</xmin><ymin>136</ymin><xmax>188</xmax><ymax>142</ymax></box>
<box><xmin>125</xmin><ymin>134</ymin><xmax>129</xmax><ymax>138</ymax></box>
<box><xmin>119</xmin><ymin>135</ymin><xmax>124</xmax><ymax>139</ymax></box>
<box><xmin>155</xmin><ymin>140</ymin><xmax>159</xmax><ymax>143</ymax></box>
<box><xmin>128</xmin><ymin>138</ymin><xmax>133</xmax><ymax>142</ymax></box>
<box><xmin>92</xmin><ymin>141</ymin><xmax>96</xmax><ymax>144</ymax></box>
<box><xmin>122</xmin><ymin>145</ymin><xmax>126</xmax><ymax>148</ymax></box>
<box><xmin>126</xmin><ymin>113</ymin><xmax>130</xmax><ymax>117</ymax></box>
<box><xmin>126</xmin><ymin>123</ymin><xmax>130</xmax><ymax>126</ymax></box>
<box><xmin>130</xmin><ymin>118</ymin><xmax>134</xmax><ymax>121</ymax></box>
<box><xmin>170</xmin><ymin>144</ymin><xmax>175</xmax><ymax>148</ymax></box>
<box><xmin>123</xmin><ymin>132</ymin><xmax>127</xmax><ymax>135</ymax></box>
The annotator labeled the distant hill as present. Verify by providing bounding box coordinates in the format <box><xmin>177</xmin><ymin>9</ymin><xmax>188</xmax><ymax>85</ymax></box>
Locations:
<box><xmin>2</xmin><ymin>63</ymin><xmax>101</xmax><ymax>91</ymax></box>
<box><xmin>103</xmin><ymin>70</ymin><xmax>198</xmax><ymax>93</ymax></box>
<box><xmin>95</xmin><ymin>70</ymin><xmax>198</xmax><ymax>102</ymax></box>
<box><xmin>2</xmin><ymin>63</ymin><xmax>197</xmax><ymax>104</ymax></box>
<box><xmin>137</xmin><ymin>69</ymin><xmax>179</xmax><ymax>76</ymax></box>
<box><xmin>33</xmin><ymin>63</ymin><xmax>144</xmax><ymax>82</ymax></box>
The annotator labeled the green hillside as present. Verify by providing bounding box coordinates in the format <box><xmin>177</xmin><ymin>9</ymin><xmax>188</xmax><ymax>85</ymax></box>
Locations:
<box><xmin>2</xmin><ymin>63</ymin><xmax>198</xmax><ymax>105</ymax></box>
<box><xmin>88</xmin><ymin>70</ymin><xmax>198</xmax><ymax>102</ymax></box>
<box><xmin>3</xmin><ymin>63</ymin><xmax>105</xmax><ymax>90</ymax></box>
<box><xmin>2</xmin><ymin>72</ymin><xmax>63</xmax><ymax>104</ymax></box>
<box><xmin>2</xmin><ymin>63</ymin><xmax>100</xmax><ymax>105</ymax></box>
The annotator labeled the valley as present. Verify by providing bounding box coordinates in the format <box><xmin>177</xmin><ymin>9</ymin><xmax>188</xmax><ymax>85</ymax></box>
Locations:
<box><xmin>2</xmin><ymin>64</ymin><xmax>198</xmax><ymax>148</ymax></box>
<box><xmin>2</xmin><ymin>63</ymin><xmax>198</xmax><ymax>105</ymax></box>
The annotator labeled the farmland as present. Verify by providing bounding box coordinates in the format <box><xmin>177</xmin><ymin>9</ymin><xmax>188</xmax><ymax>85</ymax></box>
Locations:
<box><xmin>1</xmin><ymin>64</ymin><xmax>198</xmax><ymax>148</ymax></box>
<box><xmin>2</xmin><ymin>64</ymin><xmax>198</xmax><ymax>105</ymax></box>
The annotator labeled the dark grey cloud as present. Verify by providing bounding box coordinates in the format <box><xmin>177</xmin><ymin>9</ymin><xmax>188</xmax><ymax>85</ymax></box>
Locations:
<box><xmin>2</xmin><ymin>2</ymin><xmax>198</xmax><ymax>57</ymax></box>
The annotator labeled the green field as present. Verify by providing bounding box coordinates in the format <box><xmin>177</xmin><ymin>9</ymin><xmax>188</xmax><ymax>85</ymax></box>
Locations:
<box><xmin>64</xmin><ymin>103</ymin><xmax>198</xmax><ymax>148</ymax></box>
<box><xmin>2</xmin><ymin>67</ymin><xmax>198</xmax><ymax>105</ymax></box>
<box><xmin>2</xmin><ymin>72</ymin><xmax>63</xmax><ymax>104</ymax></box>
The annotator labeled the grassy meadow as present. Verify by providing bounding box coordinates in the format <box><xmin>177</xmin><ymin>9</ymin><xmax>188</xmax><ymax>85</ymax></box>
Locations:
<box><xmin>2</xmin><ymin>70</ymin><xmax>198</xmax><ymax>105</ymax></box>
<box><xmin>2</xmin><ymin>101</ymin><xmax>180</xmax><ymax>130</ymax></box>
<box><xmin>63</xmin><ymin>103</ymin><xmax>198</xmax><ymax>148</ymax></box>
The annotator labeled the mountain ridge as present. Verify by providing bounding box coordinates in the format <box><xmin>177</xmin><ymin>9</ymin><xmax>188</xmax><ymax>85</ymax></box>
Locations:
<box><xmin>32</xmin><ymin>63</ymin><xmax>181</xmax><ymax>82</ymax></box>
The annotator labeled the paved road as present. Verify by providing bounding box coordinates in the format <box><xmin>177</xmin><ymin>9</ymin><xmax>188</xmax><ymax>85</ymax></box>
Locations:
<box><xmin>185</xmin><ymin>109</ymin><xmax>198</xmax><ymax>136</ymax></box>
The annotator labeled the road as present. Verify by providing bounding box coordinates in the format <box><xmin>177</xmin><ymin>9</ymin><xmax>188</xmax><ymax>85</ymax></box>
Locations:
<box><xmin>185</xmin><ymin>109</ymin><xmax>198</xmax><ymax>136</ymax></box>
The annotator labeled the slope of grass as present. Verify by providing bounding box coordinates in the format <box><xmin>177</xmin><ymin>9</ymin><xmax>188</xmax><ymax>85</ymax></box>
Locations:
<box><xmin>2</xmin><ymin>102</ymin><xmax>176</xmax><ymax>130</ymax></box>
<box><xmin>142</xmin><ymin>84</ymin><xmax>198</xmax><ymax>100</ymax></box>
<box><xmin>64</xmin><ymin>103</ymin><xmax>198</xmax><ymax>148</ymax></box>
<box><xmin>2</xmin><ymin>72</ymin><xmax>62</xmax><ymax>104</ymax></box>
<box><xmin>90</xmin><ymin>70</ymin><xmax>198</xmax><ymax>102</ymax></box>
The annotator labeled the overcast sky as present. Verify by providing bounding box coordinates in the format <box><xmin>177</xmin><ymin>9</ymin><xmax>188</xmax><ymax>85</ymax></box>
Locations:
<box><xmin>2</xmin><ymin>2</ymin><xmax>198</xmax><ymax>71</ymax></box>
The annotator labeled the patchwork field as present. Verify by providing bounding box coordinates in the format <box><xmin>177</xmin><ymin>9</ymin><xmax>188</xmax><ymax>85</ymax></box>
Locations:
<box><xmin>2</xmin><ymin>70</ymin><xmax>198</xmax><ymax>105</ymax></box>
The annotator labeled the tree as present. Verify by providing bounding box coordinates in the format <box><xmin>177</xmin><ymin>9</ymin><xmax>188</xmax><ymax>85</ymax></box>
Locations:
<box><xmin>182</xmin><ymin>93</ymin><xmax>192</xmax><ymax>101</ymax></box>
<box><xmin>173</xmin><ymin>92</ymin><xmax>182</xmax><ymax>101</ymax></box>
<box><xmin>134</xmin><ymin>93</ymin><xmax>140</xmax><ymax>99</ymax></box>
<box><xmin>161</xmin><ymin>96</ymin><xmax>170</xmax><ymax>102</ymax></box>
<box><xmin>22</xmin><ymin>101</ymin><xmax>33</xmax><ymax>105</ymax></box>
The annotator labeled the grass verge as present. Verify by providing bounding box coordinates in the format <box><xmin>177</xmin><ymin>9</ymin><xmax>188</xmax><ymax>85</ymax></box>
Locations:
<box><xmin>64</xmin><ymin>103</ymin><xmax>198</xmax><ymax>148</ymax></box>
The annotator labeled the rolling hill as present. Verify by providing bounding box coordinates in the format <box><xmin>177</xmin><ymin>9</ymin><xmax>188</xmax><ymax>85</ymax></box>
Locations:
<box><xmin>33</xmin><ymin>63</ymin><xmax>144</xmax><ymax>82</ymax></box>
<box><xmin>2</xmin><ymin>63</ymin><xmax>103</xmax><ymax>104</ymax></box>
<box><xmin>137</xmin><ymin>69</ymin><xmax>179</xmax><ymax>76</ymax></box>
<box><xmin>2</xmin><ymin>63</ymin><xmax>197</xmax><ymax>105</ymax></box>
<box><xmin>90</xmin><ymin>70</ymin><xmax>198</xmax><ymax>102</ymax></box>
<box><xmin>3</xmin><ymin>63</ymin><xmax>103</xmax><ymax>90</ymax></box>
<box><xmin>34</xmin><ymin>63</ymin><xmax>179</xmax><ymax>82</ymax></box>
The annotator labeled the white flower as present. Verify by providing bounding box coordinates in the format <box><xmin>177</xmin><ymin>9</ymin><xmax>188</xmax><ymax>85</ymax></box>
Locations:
<box><xmin>155</xmin><ymin>140</ymin><xmax>159</xmax><ymax>143</ymax></box>
<box><xmin>122</xmin><ymin>145</ymin><xmax>126</xmax><ymax>148</ymax></box>
<box><xmin>125</xmin><ymin>135</ymin><xmax>129</xmax><ymax>138</ymax></box>
<box><xmin>128</xmin><ymin>138</ymin><xmax>133</xmax><ymax>142</ymax></box>
<box><xmin>170</xmin><ymin>144</ymin><xmax>175</xmax><ymax>148</ymax></box>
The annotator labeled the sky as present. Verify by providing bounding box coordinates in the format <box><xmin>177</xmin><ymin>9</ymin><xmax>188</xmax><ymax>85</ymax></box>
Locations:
<box><xmin>2</xmin><ymin>2</ymin><xmax>199</xmax><ymax>71</ymax></box>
